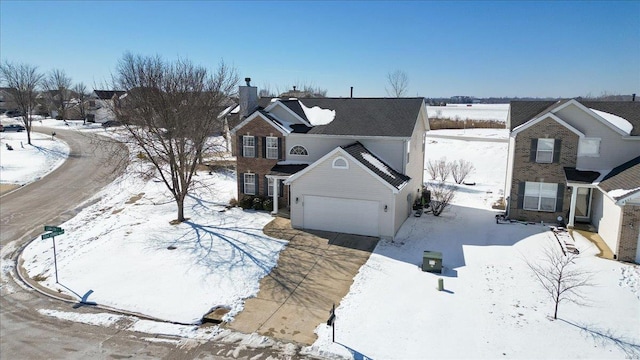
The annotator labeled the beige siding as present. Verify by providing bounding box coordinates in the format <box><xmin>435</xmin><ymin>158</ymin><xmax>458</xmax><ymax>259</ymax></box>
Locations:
<box><xmin>598</xmin><ymin>194</ymin><xmax>623</xmax><ymax>258</ymax></box>
<box><xmin>555</xmin><ymin>104</ymin><xmax>640</xmax><ymax>170</ymax></box>
<box><xmin>289</xmin><ymin>152</ymin><xmax>396</xmax><ymax>239</ymax></box>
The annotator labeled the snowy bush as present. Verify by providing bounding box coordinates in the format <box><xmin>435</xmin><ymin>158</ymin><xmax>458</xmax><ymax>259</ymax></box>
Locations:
<box><xmin>451</xmin><ymin>159</ymin><xmax>475</xmax><ymax>184</ymax></box>
<box><xmin>262</xmin><ymin>198</ymin><xmax>273</xmax><ymax>211</ymax></box>
<box><xmin>429</xmin><ymin>181</ymin><xmax>455</xmax><ymax>216</ymax></box>
<box><xmin>426</xmin><ymin>159</ymin><xmax>438</xmax><ymax>180</ymax></box>
<box><xmin>436</xmin><ymin>157</ymin><xmax>451</xmax><ymax>182</ymax></box>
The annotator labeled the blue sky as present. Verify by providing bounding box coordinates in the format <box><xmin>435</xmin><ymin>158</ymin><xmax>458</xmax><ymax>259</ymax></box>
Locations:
<box><xmin>1</xmin><ymin>1</ymin><xmax>638</xmax><ymax>98</ymax></box>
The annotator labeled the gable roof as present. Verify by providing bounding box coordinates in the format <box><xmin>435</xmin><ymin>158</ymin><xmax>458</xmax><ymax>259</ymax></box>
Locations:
<box><xmin>93</xmin><ymin>90</ymin><xmax>126</xmax><ymax>100</ymax></box>
<box><xmin>598</xmin><ymin>156</ymin><xmax>640</xmax><ymax>202</ymax></box>
<box><xmin>341</xmin><ymin>142</ymin><xmax>410</xmax><ymax>189</ymax></box>
<box><xmin>509</xmin><ymin>99</ymin><xmax>640</xmax><ymax>136</ymax></box>
<box><xmin>285</xmin><ymin>143</ymin><xmax>410</xmax><ymax>193</ymax></box>
<box><xmin>232</xmin><ymin>97</ymin><xmax>425</xmax><ymax>138</ymax></box>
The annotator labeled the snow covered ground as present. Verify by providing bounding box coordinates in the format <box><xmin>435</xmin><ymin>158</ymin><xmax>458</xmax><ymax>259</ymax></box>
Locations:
<box><xmin>427</xmin><ymin>104</ymin><xmax>509</xmax><ymax>122</ymax></box>
<box><xmin>306</xmin><ymin>132</ymin><xmax>640</xmax><ymax>359</ymax></box>
<box><xmin>7</xmin><ymin>122</ymin><xmax>640</xmax><ymax>358</ymax></box>
<box><xmin>0</xmin><ymin>126</ymin><xmax>70</xmax><ymax>185</ymax></box>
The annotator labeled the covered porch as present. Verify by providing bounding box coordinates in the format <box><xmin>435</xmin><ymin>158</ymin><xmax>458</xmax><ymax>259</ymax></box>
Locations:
<box><xmin>265</xmin><ymin>164</ymin><xmax>308</xmax><ymax>218</ymax></box>
<box><xmin>564</xmin><ymin>167</ymin><xmax>601</xmax><ymax>228</ymax></box>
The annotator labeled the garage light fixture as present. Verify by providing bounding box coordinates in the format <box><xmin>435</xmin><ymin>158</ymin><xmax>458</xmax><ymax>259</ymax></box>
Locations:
<box><xmin>384</xmin><ymin>205</ymin><xmax>388</xmax><ymax>212</ymax></box>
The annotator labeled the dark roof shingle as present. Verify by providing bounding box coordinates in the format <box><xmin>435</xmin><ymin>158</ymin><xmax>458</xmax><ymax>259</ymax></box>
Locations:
<box><xmin>599</xmin><ymin>156</ymin><xmax>640</xmax><ymax>200</ymax></box>
<box><xmin>342</xmin><ymin>142</ymin><xmax>410</xmax><ymax>189</ymax></box>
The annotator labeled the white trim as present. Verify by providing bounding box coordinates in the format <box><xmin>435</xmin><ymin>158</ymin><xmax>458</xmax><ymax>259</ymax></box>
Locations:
<box><xmin>288</xmin><ymin>133</ymin><xmax>411</xmax><ymax>141</ymax></box>
<box><xmin>285</xmin><ymin>147</ymin><xmax>401</xmax><ymax>194</ymax></box>
<box><xmin>230</xmin><ymin>111</ymin><xmax>289</xmax><ymax>135</ymax></box>
<box><xmin>243</xmin><ymin>173</ymin><xmax>256</xmax><ymax>195</ymax></box>
<box><xmin>264</xmin><ymin>100</ymin><xmax>313</xmax><ymax>127</ymax></box>
<box><xmin>512</xmin><ymin>112</ymin><xmax>585</xmax><ymax>138</ymax></box>
<box><xmin>551</xmin><ymin>99</ymin><xmax>628</xmax><ymax>136</ymax></box>
<box><xmin>332</xmin><ymin>156</ymin><xmax>349</xmax><ymax>169</ymax></box>
<box><xmin>288</xmin><ymin>144</ymin><xmax>309</xmax><ymax>156</ymax></box>
<box><xmin>266</xmin><ymin>136</ymin><xmax>279</xmax><ymax>159</ymax></box>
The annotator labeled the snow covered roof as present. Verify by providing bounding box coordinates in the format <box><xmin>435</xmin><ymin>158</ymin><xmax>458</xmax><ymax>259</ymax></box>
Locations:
<box><xmin>341</xmin><ymin>142</ymin><xmax>410</xmax><ymax>189</ymax></box>
<box><xmin>598</xmin><ymin>156</ymin><xmax>640</xmax><ymax>202</ymax></box>
<box><xmin>509</xmin><ymin>99</ymin><xmax>640</xmax><ymax>136</ymax></box>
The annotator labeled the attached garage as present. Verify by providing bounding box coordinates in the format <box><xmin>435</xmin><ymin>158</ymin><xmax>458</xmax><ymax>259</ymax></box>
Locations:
<box><xmin>303</xmin><ymin>196</ymin><xmax>379</xmax><ymax>236</ymax></box>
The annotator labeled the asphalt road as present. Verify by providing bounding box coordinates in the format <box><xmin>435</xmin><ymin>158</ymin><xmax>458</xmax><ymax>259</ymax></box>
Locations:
<box><xmin>0</xmin><ymin>128</ymin><xmax>310</xmax><ymax>360</ymax></box>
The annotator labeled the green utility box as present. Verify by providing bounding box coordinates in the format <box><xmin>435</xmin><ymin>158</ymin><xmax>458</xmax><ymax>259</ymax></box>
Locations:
<box><xmin>422</xmin><ymin>251</ymin><xmax>443</xmax><ymax>273</ymax></box>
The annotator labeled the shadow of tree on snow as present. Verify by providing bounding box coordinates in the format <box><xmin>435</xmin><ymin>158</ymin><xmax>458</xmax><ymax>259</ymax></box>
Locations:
<box><xmin>559</xmin><ymin>318</ymin><xmax>640</xmax><ymax>358</ymax></box>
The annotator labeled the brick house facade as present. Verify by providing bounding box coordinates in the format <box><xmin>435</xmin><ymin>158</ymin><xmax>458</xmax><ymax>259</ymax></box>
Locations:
<box><xmin>619</xmin><ymin>204</ymin><xmax>640</xmax><ymax>262</ymax></box>
<box><xmin>508</xmin><ymin>118</ymin><xmax>579</xmax><ymax>223</ymax></box>
<box><xmin>235</xmin><ymin>116</ymin><xmax>289</xmax><ymax>208</ymax></box>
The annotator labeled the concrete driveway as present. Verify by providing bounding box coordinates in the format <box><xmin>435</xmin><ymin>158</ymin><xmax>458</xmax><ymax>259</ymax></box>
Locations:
<box><xmin>228</xmin><ymin>217</ymin><xmax>378</xmax><ymax>345</ymax></box>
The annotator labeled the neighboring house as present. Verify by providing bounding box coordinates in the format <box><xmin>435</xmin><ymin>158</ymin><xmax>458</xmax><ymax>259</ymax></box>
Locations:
<box><xmin>504</xmin><ymin>99</ymin><xmax>640</xmax><ymax>263</ymax></box>
<box><xmin>87</xmin><ymin>90</ymin><xmax>126</xmax><ymax>123</ymax></box>
<box><xmin>230</xmin><ymin>79</ymin><xmax>429</xmax><ymax>240</ymax></box>
<box><xmin>0</xmin><ymin>87</ymin><xmax>18</xmax><ymax>113</ymax></box>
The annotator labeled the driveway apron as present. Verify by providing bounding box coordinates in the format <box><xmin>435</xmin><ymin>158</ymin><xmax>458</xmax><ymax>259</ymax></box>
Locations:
<box><xmin>228</xmin><ymin>217</ymin><xmax>378</xmax><ymax>345</ymax></box>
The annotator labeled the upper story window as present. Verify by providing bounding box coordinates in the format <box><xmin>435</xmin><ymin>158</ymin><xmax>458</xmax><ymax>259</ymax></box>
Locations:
<box><xmin>536</xmin><ymin>138</ymin><xmax>554</xmax><ymax>163</ymax></box>
<box><xmin>289</xmin><ymin>145</ymin><xmax>308</xmax><ymax>156</ymax></box>
<box><xmin>242</xmin><ymin>136</ymin><xmax>255</xmax><ymax>158</ymax></box>
<box><xmin>332</xmin><ymin>157</ymin><xmax>348</xmax><ymax>169</ymax></box>
<box><xmin>578</xmin><ymin>138</ymin><xmax>600</xmax><ymax>157</ymax></box>
<box><xmin>523</xmin><ymin>182</ymin><xmax>558</xmax><ymax>212</ymax></box>
<box><xmin>407</xmin><ymin>140</ymin><xmax>411</xmax><ymax>164</ymax></box>
<box><xmin>266</xmin><ymin>137</ymin><xmax>279</xmax><ymax>159</ymax></box>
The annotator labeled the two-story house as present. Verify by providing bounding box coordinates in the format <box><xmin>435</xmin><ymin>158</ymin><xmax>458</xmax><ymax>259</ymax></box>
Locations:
<box><xmin>504</xmin><ymin>99</ymin><xmax>640</xmax><ymax>263</ymax></box>
<box><xmin>87</xmin><ymin>90</ymin><xmax>126</xmax><ymax>123</ymax></box>
<box><xmin>230</xmin><ymin>79</ymin><xmax>428</xmax><ymax>240</ymax></box>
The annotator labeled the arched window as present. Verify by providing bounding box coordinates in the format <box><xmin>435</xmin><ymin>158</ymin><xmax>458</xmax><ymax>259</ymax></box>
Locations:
<box><xmin>332</xmin><ymin>157</ymin><xmax>348</xmax><ymax>169</ymax></box>
<box><xmin>289</xmin><ymin>145</ymin><xmax>308</xmax><ymax>156</ymax></box>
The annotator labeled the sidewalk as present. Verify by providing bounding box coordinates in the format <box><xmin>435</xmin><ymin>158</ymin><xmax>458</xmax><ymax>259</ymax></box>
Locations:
<box><xmin>227</xmin><ymin>217</ymin><xmax>378</xmax><ymax>345</ymax></box>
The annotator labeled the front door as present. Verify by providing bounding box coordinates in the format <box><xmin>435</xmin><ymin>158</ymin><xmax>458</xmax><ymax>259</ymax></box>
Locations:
<box><xmin>575</xmin><ymin>187</ymin><xmax>592</xmax><ymax>222</ymax></box>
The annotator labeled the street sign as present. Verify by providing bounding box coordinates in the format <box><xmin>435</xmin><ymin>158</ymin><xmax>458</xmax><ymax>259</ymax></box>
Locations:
<box><xmin>44</xmin><ymin>225</ymin><xmax>62</xmax><ymax>232</ymax></box>
<box><xmin>42</xmin><ymin>229</ymin><xmax>64</xmax><ymax>239</ymax></box>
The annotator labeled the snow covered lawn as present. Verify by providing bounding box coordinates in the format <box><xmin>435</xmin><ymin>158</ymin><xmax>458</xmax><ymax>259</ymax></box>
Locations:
<box><xmin>20</xmin><ymin>126</ymin><xmax>286</xmax><ymax>324</ymax></box>
<box><xmin>0</xmin><ymin>129</ymin><xmax>69</xmax><ymax>185</ymax></box>
<box><xmin>427</xmin><ymin>104</ymin><xmax>509</xmax><ymax>122</ymax></box>
<box><xmin>307</xmin><ymin>132</ymin><xmax>640</xmax><ymax>359</ymax></box>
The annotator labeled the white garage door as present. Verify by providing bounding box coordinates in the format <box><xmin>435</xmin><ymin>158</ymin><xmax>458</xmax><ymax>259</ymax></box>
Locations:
<box><xmin>303</xmin><ymin>195</ymin><xmax>379</xmax><ymax>237</ymax></box>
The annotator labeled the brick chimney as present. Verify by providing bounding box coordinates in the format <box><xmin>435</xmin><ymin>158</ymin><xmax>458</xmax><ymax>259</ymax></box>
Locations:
<box><xmin>239</xmin><ymin>77</ymin><xmax>258</xmax><ymax>119</ymax></box>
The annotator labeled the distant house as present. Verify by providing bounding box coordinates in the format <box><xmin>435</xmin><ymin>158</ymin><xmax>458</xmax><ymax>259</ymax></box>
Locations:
<box><xmin>230</xmin><ymin>79</ymin><xmax>428</xmax><ymax>240</ymax></box>
<box><xmin>504</xmin><ymin>99</ymin><xmax>640</xmax><ymax>263</ymax></box>
<box><xmin>0</xmin><ymin>87</ymin><xmax>18</xmax><ymax>113</ymax></box>
<box><xmin>87</xmin><ymin>90</ymin><xmax>126</xmax><ymax>123</ymax></box>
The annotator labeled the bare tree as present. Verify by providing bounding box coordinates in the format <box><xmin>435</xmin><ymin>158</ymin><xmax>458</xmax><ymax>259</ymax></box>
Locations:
<box><xmin>527</xmin><ymin>247</ymin><xmax>594</xmax><ymax>320</ymax></box>
<box><xmin>0</xmin><ymin>61</ymin><xmax>44</xmax><ymax>145</ymax></box>
<box><xmin>42</xmin><ymin>69</ymin><xmax>72</xmax><ymax>120</ymax></box>
<box><xmin>112</xmin><ymin>53</ymin><xmax>238</xmax><ymax>222</ymax></box>
<box><xmin>451</xmin><ymin>159</ymin><xmax>475</xmax><ymax>184</ymax></box>
<box><xmin>426</xmin><ymin>159</ymin><xmax>438</xmax><ymax>180</ymax></box>
<box><xmin>429</xmin><ymin>181</ymin><xmax>455</xmax><ymax>216</ymax></box>
<box><xmin>73</xmin><ymin>82</ymin><xmax>90</xmax><ymax>124</ymax></box>
<box><xmin>385</xmin><ymin>70</ymin><xmax>409</xmax><ymax>97</ymax></box>
<box><xmin>436</xmin><ymin>157</ymin><xmax>452</xmax><ymax>182</ymax></box>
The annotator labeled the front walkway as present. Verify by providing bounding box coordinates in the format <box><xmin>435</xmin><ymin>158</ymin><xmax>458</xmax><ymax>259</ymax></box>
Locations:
<box><xmin>227</xmin><ymin>217</ymin><xmax>378</xmax><ymax>345</ymax></box>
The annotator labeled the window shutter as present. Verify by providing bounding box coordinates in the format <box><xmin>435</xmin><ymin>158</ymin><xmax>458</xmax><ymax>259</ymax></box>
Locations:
<box><xmin>529</xmin><ymin>139</ymin><xmax>538</xmax><ymax>162</ymax></box>
<box><xmin>238</xmin><ymin>136</ymin><xmax>243</xmax><ymax>157</ymax></box>
<box><xmin>555</xmin><ymin>184</ymin><xmax>564</xmax><ymax>212</ymax></box>
<box><xmin>264</xmin><ymin>176</ymin><xmax>269</xmax><ymax>196</ymax></box>
<box><xmin>279</xmin><ymin>179</ymin><xmax>284</xmax><ymax>198</ymax></box>
<box><xmin>255</xmin><ymin>176</ymin><xmax>259</xmax><ymax>196</ymax></box>
<box><xmin>553</xmin><ymin>139</ymin><xmax>562</xmax><ymax>163</ymax></box>
<box><xmin>278</xmin><ymin>138</ymin><xmax>284</xmax><ymax>160</ymax></box>
<box><xmin>241</xmin><ymin>173</ymin><xmax>245</xmax><ymax>194</ymax></box>
<box><xmin>261</xmin><ymin>137</ymin><xmax>266</xmax><ymax>159</ymax></box>
<box><xmin>517</xmin><ymin>182</ymin><xmax>525</xmax><ymax>209</ymax></box>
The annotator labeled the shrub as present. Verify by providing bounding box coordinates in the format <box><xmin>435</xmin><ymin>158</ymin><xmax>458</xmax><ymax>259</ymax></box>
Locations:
<box><xmin>229</xmin><ymin>198</ymin><xmax>238</xmax><ymax>207</ymax></box>
<box><xmin>240</xmin><ymin>196</ymin><xmax>254</xmax><ymax>209</ymax></box>
<box><xmin>263</xmin><ymin>198</ymin><xmax>273</xmax><ymax>211</ymax></box>
<box><xmin>252</xmin><ymin>196</ymin><xmax>263</xmax><ymax>210</ymax></box>
<box><xmin>136</xmin><ymin>151</ymin><xmax>147</xmax><ymax>160</ymax></box>
<box><xmin>436</xmin><ymin>157</ymin><xmax>451</xmax><ymax>182</ymax></box>
<box><xmin>451</xmin><ymin>159</ymin><xmax>475</xmax><ymax>184</ymax></box>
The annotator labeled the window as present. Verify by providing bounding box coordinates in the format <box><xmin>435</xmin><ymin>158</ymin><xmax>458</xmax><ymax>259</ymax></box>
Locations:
<box><xmin>536</xmin><ymin>139</ymin><xmax>554</xmax><ymax>163</ymax></box>
<box><xmin>578</xmin><ymin>138</ymin><xmax>600</xmax><ymax>157</ymax></box>
<box><xmin>244</xmin><ymin>173</ymin><xmax>256</xmax><ymax>195</ymax></box>
<box><xmin>407</xmin><ymin>140</ymin><xmax>411</xmax><ymax>164</ymax></box>
<box><xmin>242</xmin><ymin>136</ymin><xmax>255</xmax><ymax>158</ymax></box>
<box><xmin>332</xmin><ymin>157</ymin><xmax>348</xmax><ymax>169</ymax></box>
<box><xmin>267</xmin><ymin>177</ymin><xmax>274</xmax><ymax>197</ymax></box>
<box><xmin>289</xmin><ymin>145</ymin><xmax>308</xmax><ymax>156</ymax></box>
<box><xmin>266</xmin><ymin>137</ymin><xmax>278</xmax><ymax>159</ymax></box>
<box><xmin>524</xmin><ymin>182</ymin><xmax>558</xmax><ymax>212</ymax></box>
